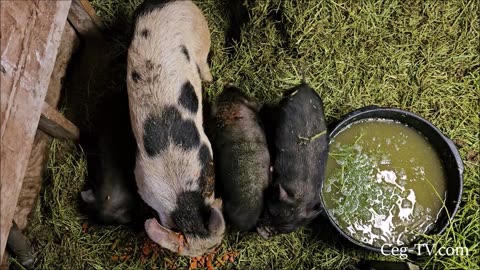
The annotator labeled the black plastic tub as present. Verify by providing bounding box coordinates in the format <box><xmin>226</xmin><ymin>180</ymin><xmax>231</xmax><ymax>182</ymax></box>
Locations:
<box><xmin>320</xmin><ymin>106</ymin><xmax>464</xmax><ymax>254</ymax></box>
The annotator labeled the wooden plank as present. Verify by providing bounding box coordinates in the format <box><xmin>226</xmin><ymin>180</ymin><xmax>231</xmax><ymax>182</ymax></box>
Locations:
<box><xmin>39</xmin><ymin>102</ymin><xmax>79</xmax><ymax>140</ymax></box>
<box><xmin>0</xmin><ymin>0</ymin><xmax>72</xmax><ymax>259</ymax></box>
<box><xmin>2</xmin><ymin>20</ymin><xmax>78</xmax><ymax>268</ymax></box>
<box><xmin>68</xmin><ymin>0</ymin><xmax>104</xmax><ymax>37</ymax></box>
<box><xmin>11</xmin><ymin>19</ymin><xmax>79</xmax><ymax>229</ymax></box>
<box><xmin>78</xmin><ymin>0</ymin><xmax>105</xmax><ymax>31</ymax></box>
<box><xmin>14</xmin><ymin>130</ymin><xmax>52</xmax><ymax>231</ymax></box>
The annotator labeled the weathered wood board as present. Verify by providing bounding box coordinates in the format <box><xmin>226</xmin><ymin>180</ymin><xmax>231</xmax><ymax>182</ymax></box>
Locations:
<box><xmin>39</xmin><ymin>101</ymin><xmax>80</xmax><ymax>140</ymax></box>
<box><xmin>68</xmin><ymin>0</ymin><xmax>105</xmax><ymax>37</ymax></box>
<box><xmin>13</xmin><ymin>20</ymin><xmax>80</xmax><ymax>232</ymax></box>
<box><xmin>0</xmin><ymin>0</ymin><xmax>72</xmax><ymax>259</ymax></box>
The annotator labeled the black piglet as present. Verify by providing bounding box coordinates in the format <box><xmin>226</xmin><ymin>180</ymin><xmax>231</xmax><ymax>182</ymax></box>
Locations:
<box><xmin>258</xmin><ymin>82</ymin><xmax>329</xmax><ymax>238</ymax></box>
<box><xmin>211</xmin><ymin>86</ymin><xmax>270</xmax><ymax>231</ymax></box>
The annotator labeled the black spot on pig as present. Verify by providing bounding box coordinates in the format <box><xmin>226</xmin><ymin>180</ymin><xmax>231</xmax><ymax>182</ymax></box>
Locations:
<box><xmin>178</xmin><ymin>81</ymin><xmax>198</xmax><ymax>113</ymax></box>
<box><xmin>146</xmin><ymin>60</ymin><xmax>154</xmax><ymax>71</ymax></box>
<box><xmin>180</xmin><ymin>45</ymin><xmax>190</xmax><ymax>62</ymax></box>
<box><xmin>140</xmin><ymin>28</ymin><xmax>150</xmax><ymax>38</ymax></box>
<box><xmin>143</xmin><ymin>113</ymin><xmax>169</xmax><ymax>156</ymax></box>
<box><xmin>162</xmin><ymin>107</ymin><xmax>185</xmax><ymax>132</ymax></box>
<box><xmin>144</xmin><ymin>106</ymin><xmax>200</xmax><ymax>154</ymax></box>
<box><xmin>170</xmin><ymin>118</ymin><xmax>200</xmax><ymax>150</ymax></box>
<box><xmin>198</xmin><ymin>144</ymin><xmax>214</xmax><ymax>197</ymax></box>
<box><xmin>198</xmin><ymin>144</ymin><xmax>211</xmax><ymax>167</ymax></box>
<box><xmin>134</xmin><ymin>0</ymin><xmax>175</xmax><ymax>20</ymax></box>
<box><xmin>131</xmin><ymin>71</ymin><xmax>141</xmax><ymax>83</ymax></box>
<box><xmin>171</xmin><ymin>191</ymin><xmax>210</xmax><ymax>237</ymax></box>
<box><xmin>196</xmin><ymin>64</ymin><xmax>201</xmax><ymax>78</ymax></box>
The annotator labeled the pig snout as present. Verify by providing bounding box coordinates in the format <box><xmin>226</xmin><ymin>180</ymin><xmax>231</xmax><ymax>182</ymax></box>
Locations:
<box><xmin>145</xmin><ymin>203</ymin><xmax>225</xmax><ymax>257</ymax></box>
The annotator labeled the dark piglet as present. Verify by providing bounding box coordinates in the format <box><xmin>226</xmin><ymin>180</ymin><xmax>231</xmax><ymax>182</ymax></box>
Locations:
<box><xmin>211</xmin><ymin>86</ymin><xmax>270</xmax><ymax>231</ymax></box>
<box><xmin>257</xmin><ymin>83</ymin><xmax>329</xmax><ymax>238</ymax></box>
<box><xmin>81</xmin><ymin>91</ymin><xmax>140</xmax><ymax>225</ymax></box>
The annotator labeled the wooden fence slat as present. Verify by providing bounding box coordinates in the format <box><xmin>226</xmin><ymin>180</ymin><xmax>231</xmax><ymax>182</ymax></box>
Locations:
<box><xmin>0</xmin><ymin>0</ymin><xmax>72</xmax><ymax>259</ymax></box>
<box><xmin>78</xmin><ymin>0</ymin><xmax>105</xmax><ymax>31</ymax></box>
<box><xmin>68</xmin><ymin>0</ymin><xmax>104</xmax><ymax>37</ymax></box>
<box><xmin>39</xmin><ymin>102</ymin><xmax>79</xmax><ymax>140</ymax></box>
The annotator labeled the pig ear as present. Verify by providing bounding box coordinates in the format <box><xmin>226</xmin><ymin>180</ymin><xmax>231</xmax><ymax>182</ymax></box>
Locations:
<box><xmin>81</xmin><ymin>189</ymin><xmax>96</xmax><ymax>204</ymax></box>
<box><xmin>208</xmin><ymin>207</ymin><xmax>225</xmax><ymax>236</ymax></box>
<box><xmin>243</xmin><ymin>99</ymin><xmax>262</xmax><ymax>112</ymax></box>
<box><xmin>278</xmin><ymin>184</ymin><xmax>294</xmax><ymax>203</ymax></box>
<box><xmin>279</xmin><ymin>185</ymin><xmax>288</xmax><ymax>201</ymax></box>
<box><xmin>145</xmin><ymin>218</ymin><xmax>184</xmax><ymax>253</ymax></box>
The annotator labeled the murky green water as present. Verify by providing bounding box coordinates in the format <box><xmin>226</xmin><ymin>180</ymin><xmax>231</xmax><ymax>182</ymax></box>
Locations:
<box><xmin>322</xmin><ymin>119</ymin><xmax>447</xmax><ymax>248</ymax></box>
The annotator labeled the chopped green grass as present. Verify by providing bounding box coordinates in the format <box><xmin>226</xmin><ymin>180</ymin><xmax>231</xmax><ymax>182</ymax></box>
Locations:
<box><xmin>24</xmin><ymin>0</ymin><xmax>479</xmax><ymax>269</ymax></box>
<box><xmin>298</xmin><ymin>130</ymin><xmax>327</xmax><ymax>144</ymax></box>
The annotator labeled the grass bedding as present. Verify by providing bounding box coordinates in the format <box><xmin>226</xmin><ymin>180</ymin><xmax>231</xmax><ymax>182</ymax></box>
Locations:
<box><xmin>23</xmin><ymin>0</ymin><xmax>478</xmax><ymax>269</ymax></box>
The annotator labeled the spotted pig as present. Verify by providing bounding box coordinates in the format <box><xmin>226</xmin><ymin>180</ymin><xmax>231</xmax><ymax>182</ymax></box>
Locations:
<box><xmin>127</xmin><ymin>0</ymin><xmax>224</xmax><ymax>257</ymax></box>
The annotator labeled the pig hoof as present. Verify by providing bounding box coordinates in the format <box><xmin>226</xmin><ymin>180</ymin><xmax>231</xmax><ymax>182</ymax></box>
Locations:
<box><xmin>20</xmin><ymin>258</ymin><xmax>35</xmax><ymax>270</ymax></box>
<box><xmin>224</xmin><ymin>82</ymin><xmax>235</xmax><ymax>89</ymax></box>
<box><xmin>256</xmin><ymin>227</ymin><xmax>271</xmax><ymax>239</ymax></box>
<box><xmin>202</xmin><ymin>72</ymin><xmax>213</xmax><ymax>83</ymax></box>
<box><xmin>199</xmin><ymin>63</ymin><xmax>213</xmax><ymax>82</ymax></box>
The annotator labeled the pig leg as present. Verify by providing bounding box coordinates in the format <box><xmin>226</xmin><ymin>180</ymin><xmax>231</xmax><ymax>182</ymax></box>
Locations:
<box><xmin>193</xmin><ymin>17</ymin><xmax>212</xmax><ymax>83</ymax></box>
<box><xmin>7</xmin><ymin>221</ymin><xmax>35</xmax><ymax>270</ymax></box>
<box><xmin>197</xmin><ymin>61</ymin><xmax>212</xmax><ymax>82</ymax></box>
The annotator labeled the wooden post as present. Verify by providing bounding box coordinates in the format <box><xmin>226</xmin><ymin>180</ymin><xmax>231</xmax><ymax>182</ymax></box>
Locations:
<box><xmin>0</xmin><ymin>0</ymin><xmax>72</xmax><ymax>259</ymax></box>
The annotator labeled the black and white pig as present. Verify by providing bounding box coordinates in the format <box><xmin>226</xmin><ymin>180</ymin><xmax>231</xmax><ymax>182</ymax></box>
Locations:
<box><xmin>257</xmin><ymin>83</ymin><xmax>329</xmax><ymax>238</ymax></box>
<box><xmin>81</xmin><ymin>91</ymin><xmax>140</xmax><ymax>225</ymax></box>
<box><xmin>211</xmin><ymin>86</ymin><xmax>270</xmax><ymax>231</ymax></box>
<box><xmin>127</xmin><ymin>0</ymin><xmax>225</xmax><ymax>256</ymax></box>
